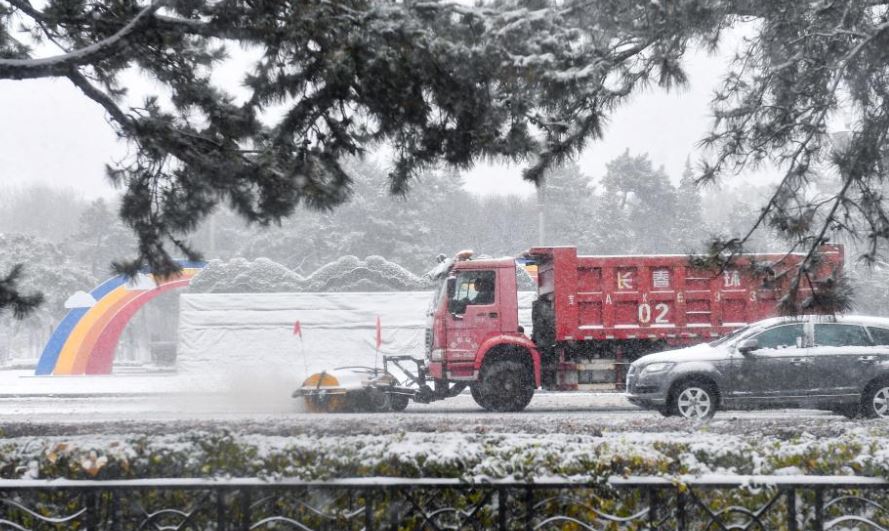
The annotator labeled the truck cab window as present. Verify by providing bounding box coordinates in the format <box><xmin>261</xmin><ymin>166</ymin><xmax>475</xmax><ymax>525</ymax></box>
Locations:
<box><xmin>448</xmin><ymin>271</ymin><xmax>496</xmax><ymax>315</ymax></box>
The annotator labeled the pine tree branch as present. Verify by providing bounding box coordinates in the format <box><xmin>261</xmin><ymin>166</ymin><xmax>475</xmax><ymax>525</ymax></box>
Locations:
<box><xmin>66</xmin><ymin>70</ymin><xmax>131</xmax><ymax>128</ymax></box>
<box><xmin>4</xmin><ymin>0</ymin><xmax>46</xmax><ymax>23</ymax></box>
<box><xmin>709</xmin><ymin>19</ymin><xmax>889</xmax><ymax>252</ymax></box>
<box><xmin>0</xmin><ymin>265</ymin><xmax>44</xmax><ymax>319</ymax></box>
<box><xmin>151</xmin><ymin>14</ymin><xmax>256</xmax><ymax>40</ymax></box>
<box><xmin>0</xmin><ymin>0</ymin><xmax>165</xmax><ymax>80</ymax></box>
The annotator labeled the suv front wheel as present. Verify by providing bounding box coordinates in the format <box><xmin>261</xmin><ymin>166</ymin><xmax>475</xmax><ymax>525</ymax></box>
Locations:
<box><xmin>671</xmin><ymin>381</ymin><xmax>717</xmax><ymax>420</ymax></box>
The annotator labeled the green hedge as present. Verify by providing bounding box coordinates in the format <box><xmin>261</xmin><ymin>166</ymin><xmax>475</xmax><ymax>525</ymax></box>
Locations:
<box><xmin>2</xmin><ymin>425</ymin><xmax>888</xmax><ymax>481</ymax></box>
<box><xmin>1</xmin><ymin>426</ymin><xmax>889</xmax><ymax>528</ymax></box>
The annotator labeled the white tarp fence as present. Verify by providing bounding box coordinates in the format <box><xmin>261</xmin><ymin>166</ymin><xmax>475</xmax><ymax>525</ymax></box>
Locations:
<box><xmin>177</xmin><ymin>292</ymin><xmax>536</xmax><ymax>386</ymax></box>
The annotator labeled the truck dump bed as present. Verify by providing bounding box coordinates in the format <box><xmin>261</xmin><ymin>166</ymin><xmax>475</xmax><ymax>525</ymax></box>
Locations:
<box><xmin>529</xmin><ymin>245</ymin><xmax>844</xmax><ymax>345</ymax></box>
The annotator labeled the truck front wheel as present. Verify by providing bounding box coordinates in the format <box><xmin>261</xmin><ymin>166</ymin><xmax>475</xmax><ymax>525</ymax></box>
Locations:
<box><xmin>473</xmin><ymin>361</ymin><xmax>534</xmax><ymax>412</ymax></box>
<box><xmin>470</xmin><ymin>384</ymin><xmax>490</xmax><ymax>410</ymax></box>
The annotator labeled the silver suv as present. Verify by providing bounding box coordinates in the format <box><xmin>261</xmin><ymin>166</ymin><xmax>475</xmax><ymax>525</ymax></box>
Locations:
<box><xmin>626</xmin><ymin>315</ymin><xmax>889</xmax><ymax>420</ymax></box>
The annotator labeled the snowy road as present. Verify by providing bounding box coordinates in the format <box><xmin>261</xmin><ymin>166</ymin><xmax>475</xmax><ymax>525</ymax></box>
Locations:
<box><xmin>0</xmin><ymin>390</ymin><xmax>853</xmax><ymax>438</ymax></box>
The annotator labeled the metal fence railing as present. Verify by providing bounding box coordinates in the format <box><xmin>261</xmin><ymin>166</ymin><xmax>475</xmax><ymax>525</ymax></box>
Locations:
<box><xmin>0</xmin><ymin>475</ymin><xmax>887</xmax><ymax>530</ymax></box>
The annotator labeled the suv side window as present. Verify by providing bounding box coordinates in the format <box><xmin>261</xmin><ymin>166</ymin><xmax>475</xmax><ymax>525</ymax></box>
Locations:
<box><xmin>868</xmin><ymin>327</ymin><xmax>889</xmax><ymax>345</ymax></box>
<box><xmin>814</xmin><ymin>324</ymin><xmax>872</xmax><ymax>347</ymax></box>
<box><xmin>752</xmin><ymin>324</ymin><xmax>805</xmax><ymax>349</ymax></box>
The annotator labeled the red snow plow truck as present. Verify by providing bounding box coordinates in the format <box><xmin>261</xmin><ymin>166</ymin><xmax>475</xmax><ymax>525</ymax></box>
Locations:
<box><xmin>295</xmin><ymin>245</ymin><xmax>844</xmax><ymax>412</ymax></box>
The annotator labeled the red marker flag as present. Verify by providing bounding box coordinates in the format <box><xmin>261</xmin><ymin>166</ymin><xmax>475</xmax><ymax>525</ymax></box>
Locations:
<box><xmin>375</xmin><ymin>316</ymin><xmax>382</xmax><ymax>350</ymax></box>
<box><xmin>293</xmin><ymin>320</ymin><xmax>302</xmax><ymax>338</ymax></box>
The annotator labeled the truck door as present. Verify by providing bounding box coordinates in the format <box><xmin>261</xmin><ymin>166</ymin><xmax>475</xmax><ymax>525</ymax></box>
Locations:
<box><xmin>446</xmin><ymin>270</ymin><xmax>499</xmax><ymax>363</ymax></box>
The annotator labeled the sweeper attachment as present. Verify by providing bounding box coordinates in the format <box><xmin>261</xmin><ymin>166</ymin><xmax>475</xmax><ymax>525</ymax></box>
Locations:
<box><xmin>293</xmin><ymin>358</ymin><xmax>416</xmax><ymax>413</ymax></box>
<box><xmin>293</xmin><ymin>356</ymin><xmax>470</xmax><ymax>413</ymax></box>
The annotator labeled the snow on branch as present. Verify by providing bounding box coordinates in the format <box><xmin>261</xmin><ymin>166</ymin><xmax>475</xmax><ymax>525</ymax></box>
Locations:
<box><xmin>0</xmin><ymin>0</ymin><xmax>166</xmax><ymax>80</ymax></box>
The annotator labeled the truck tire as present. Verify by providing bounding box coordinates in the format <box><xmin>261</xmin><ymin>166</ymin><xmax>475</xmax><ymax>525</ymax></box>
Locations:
<box><xmin>470</xmin><ymin>384</ymin><xmax>491</xmax><ymax>410</ymax></box>
<box><xmin>475</xmin><ymin>361</ymin><xmax>534</xmax><ymax>412</ymax></box>
<box><xmin>388</xmin><ymin>393</ymin><xmax>410</xmax><ymax>412</ymax></box>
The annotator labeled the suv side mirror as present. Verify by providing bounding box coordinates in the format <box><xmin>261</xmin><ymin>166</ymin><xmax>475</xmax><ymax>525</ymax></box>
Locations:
<box><xmin>738</xmin><ymin>338</ymin><xmax>759</xmax><ymax>354</ymax></box>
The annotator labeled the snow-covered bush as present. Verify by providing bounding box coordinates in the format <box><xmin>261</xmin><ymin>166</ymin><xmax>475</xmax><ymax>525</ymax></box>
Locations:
<box><xmin>4</xmin><ymin>423</ymin><xmax>889</xmax><ymax>481</ymax></box>
<box><xmin>191</xmin><ymin>255</ymin><xmax>428</xmax><ymax>293</ymax></box>
<box><xmin>305</xmin><ymin>256</ymin><xmax>428</xmax><ymax>291</ymax></box>
<box><xmin>188</xmin><ymin>259</ymin><xmax>250</xmax><ymax>293</ymax></box>
<box><xmin>365</xmin><ymin>255</ymin><xmax>432</xmax><ymax>289</ymax></box>
<box><xmin>230</xmin><ymin>258</ymin><xmax>304</xmax><ymax>293</ymax></box>
<box><xmin>2</xmin><ymin>423</ymin><xmax>889</xmax><ymax>530</ymax></box>
<box><xmin>301</xmin><ymin>255</ymin><xmax>363</xmax><ymax>291</ymax></box>
<box><xmin>187</xmin><ymin>259</ymin><xmax>229</xmax><ymax>292</ymax></box>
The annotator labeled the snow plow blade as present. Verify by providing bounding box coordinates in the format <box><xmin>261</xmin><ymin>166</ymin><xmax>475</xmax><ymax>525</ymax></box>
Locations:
<box><xmin>293</xmin><ymin>367</ymin><xmax>412</xmax><ymax>413</ymax></box>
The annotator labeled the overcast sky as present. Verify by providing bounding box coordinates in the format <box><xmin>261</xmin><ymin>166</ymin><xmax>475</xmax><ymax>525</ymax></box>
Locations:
<box><xmin>0</xmin><ymin>31</ymin><xmax>747</xmax><ymax>201</ymax></box>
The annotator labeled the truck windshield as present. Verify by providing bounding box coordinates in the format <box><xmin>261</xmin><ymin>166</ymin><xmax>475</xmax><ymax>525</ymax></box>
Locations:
<box><xmin>428</xmin><ymin>277</ymin><xmax>449</xmax><ymax>315</ymax></box>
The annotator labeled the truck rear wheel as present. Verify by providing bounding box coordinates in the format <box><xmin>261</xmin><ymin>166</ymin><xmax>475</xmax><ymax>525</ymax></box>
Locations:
<box><xmin>474</xmin><ymin>361</ymin><xmax>534</xmax><ymax>412</ymax></box>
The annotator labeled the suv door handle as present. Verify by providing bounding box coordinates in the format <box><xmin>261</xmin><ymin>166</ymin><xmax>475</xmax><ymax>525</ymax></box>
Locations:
<box><xmin>487</xmin><ymin>312</ymin><xmax>498</xmax><ymax>318</ymax></box>
<box><xmin>790</xmin><ymin>358</ymin><xmax>810</xmax><ymax>366</ymax></box>
<box><xmin>858</xmin><ymin>355</ymin><xmax>878</xmax><ymax>364</ymax></box>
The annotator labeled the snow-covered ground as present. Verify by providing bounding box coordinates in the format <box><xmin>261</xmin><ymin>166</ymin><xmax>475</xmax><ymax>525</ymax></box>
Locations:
<box><xmin>0</xmin><ymin>314</ymin><xmax>869</xmax><ymax>484</ymax></box>
<box><xmin>0</xmin><ymin>389</ymin><xmax>875</xmax><ymax>483</ymax></box>
<box><xmin>0</xmin><ymin>368</ymin><xmax>876</xmax><ymax>482</ymax></box>
<box><xmin>0</xmin><ymin>381</ymin><xmax>840</xmax><ymax>429</ymax></box>
<box><xmin>0</xmin><ymin>363</ymin><xmax>841</xmax><ymax>430</ymax></box>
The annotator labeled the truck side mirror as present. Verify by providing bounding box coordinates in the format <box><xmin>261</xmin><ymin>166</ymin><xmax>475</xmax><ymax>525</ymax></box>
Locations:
<box><xmin>448</xmin><ymin>298</ymin><xmax>466</xmax><ymax>317</ymax></box>
<box><xmin>738</xmin><ymin>338</ymin><xmax>759</xmax><ymax>355</ymax></box>
<box><xmin>446</xmin><ymin>276</ymin><xmax>466</xmax><ymax>317</ymax></box>
<box><xmin>446</xmin><ymin>276</ymin><xmax>456</xmax><ymax>298</ymax></box>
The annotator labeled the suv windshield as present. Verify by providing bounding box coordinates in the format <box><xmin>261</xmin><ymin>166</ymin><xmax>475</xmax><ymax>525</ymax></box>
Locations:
<box><xmin>709</xmin><ymin>325</ymin><xmax>753</xmax><ymax>346</ymax></box>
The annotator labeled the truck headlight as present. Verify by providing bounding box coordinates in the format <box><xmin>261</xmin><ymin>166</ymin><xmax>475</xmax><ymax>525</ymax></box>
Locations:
<box><xmin>640</xmin><ymin>362</ymin><xmax>674</xmax><ymax>377</ymax></box>
<box><xmin>430</xmin><ymin>348</ymin><xmax>444</xmax><ymax>361</ymax></box>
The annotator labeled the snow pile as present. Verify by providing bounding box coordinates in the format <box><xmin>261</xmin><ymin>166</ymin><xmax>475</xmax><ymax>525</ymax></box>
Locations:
<box><xmin>302</xmin><ymin>255</ymin><xmax>429</xmax><ymax>292</ymax></box>
<box><xmin>189</xmin><ymin>255</ymin><xmax>430</xmax><ymax>293</ymax></box>
<box><xmin>177</xmin><ymin>291</ymin><xmax>537</xmax><ymax>387</ymax></box>
<box><xmin>231</xmin><ymin>258</ymin><xmax>304</xmax><ymax>292</ymax></box>
<box><xmin>189</xmin><ymin>258</ymin><xmax>304</xmax><ymax>293</ymax></box>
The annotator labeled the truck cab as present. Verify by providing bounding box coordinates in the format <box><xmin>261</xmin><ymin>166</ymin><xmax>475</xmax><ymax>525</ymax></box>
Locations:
<box><xmin>425</xmin><ymin>253</ymin><xmax>541</xmax><ymax>411</ymax></box>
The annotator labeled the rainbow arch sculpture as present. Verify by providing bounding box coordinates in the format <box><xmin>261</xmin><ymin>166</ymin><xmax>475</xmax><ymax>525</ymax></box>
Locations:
<box><xmin>35</xmin><ymin>262</ymin><xmax>205</xmax><ymax>376</ymax></box>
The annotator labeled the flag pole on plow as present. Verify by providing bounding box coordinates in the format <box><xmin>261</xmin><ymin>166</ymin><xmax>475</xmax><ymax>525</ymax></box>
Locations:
<box><xmin>293</xmin><ymin>320</ymin><xmax>307</xmax><ymax>377</ymax></box>
<box><xmin>374</xmin><ymin>315</ymin><xmax>382</xmax><ymax>374</ymax></box>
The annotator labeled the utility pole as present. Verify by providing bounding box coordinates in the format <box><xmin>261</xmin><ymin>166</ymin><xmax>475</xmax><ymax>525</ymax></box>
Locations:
<box><xmin>208</xmin><ymin>213</ymin><xmax>217</xmax><ymax>258</ymax></box>
<box><xmin>537</xmin><ymin>178</ymin><xmax>546</xmax><ymax>246</ymax></box>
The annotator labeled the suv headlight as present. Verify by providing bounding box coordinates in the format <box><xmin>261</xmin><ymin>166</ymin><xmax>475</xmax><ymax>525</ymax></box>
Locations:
<box><xmin>430</xmin><ymin>348</ymin><xmax>444</xmax><ymax>361</ymax></box>
<box><xmin>640</xmin><ymin>362</ymin><xmax>674</xmax><ymax>377</ymax></box>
